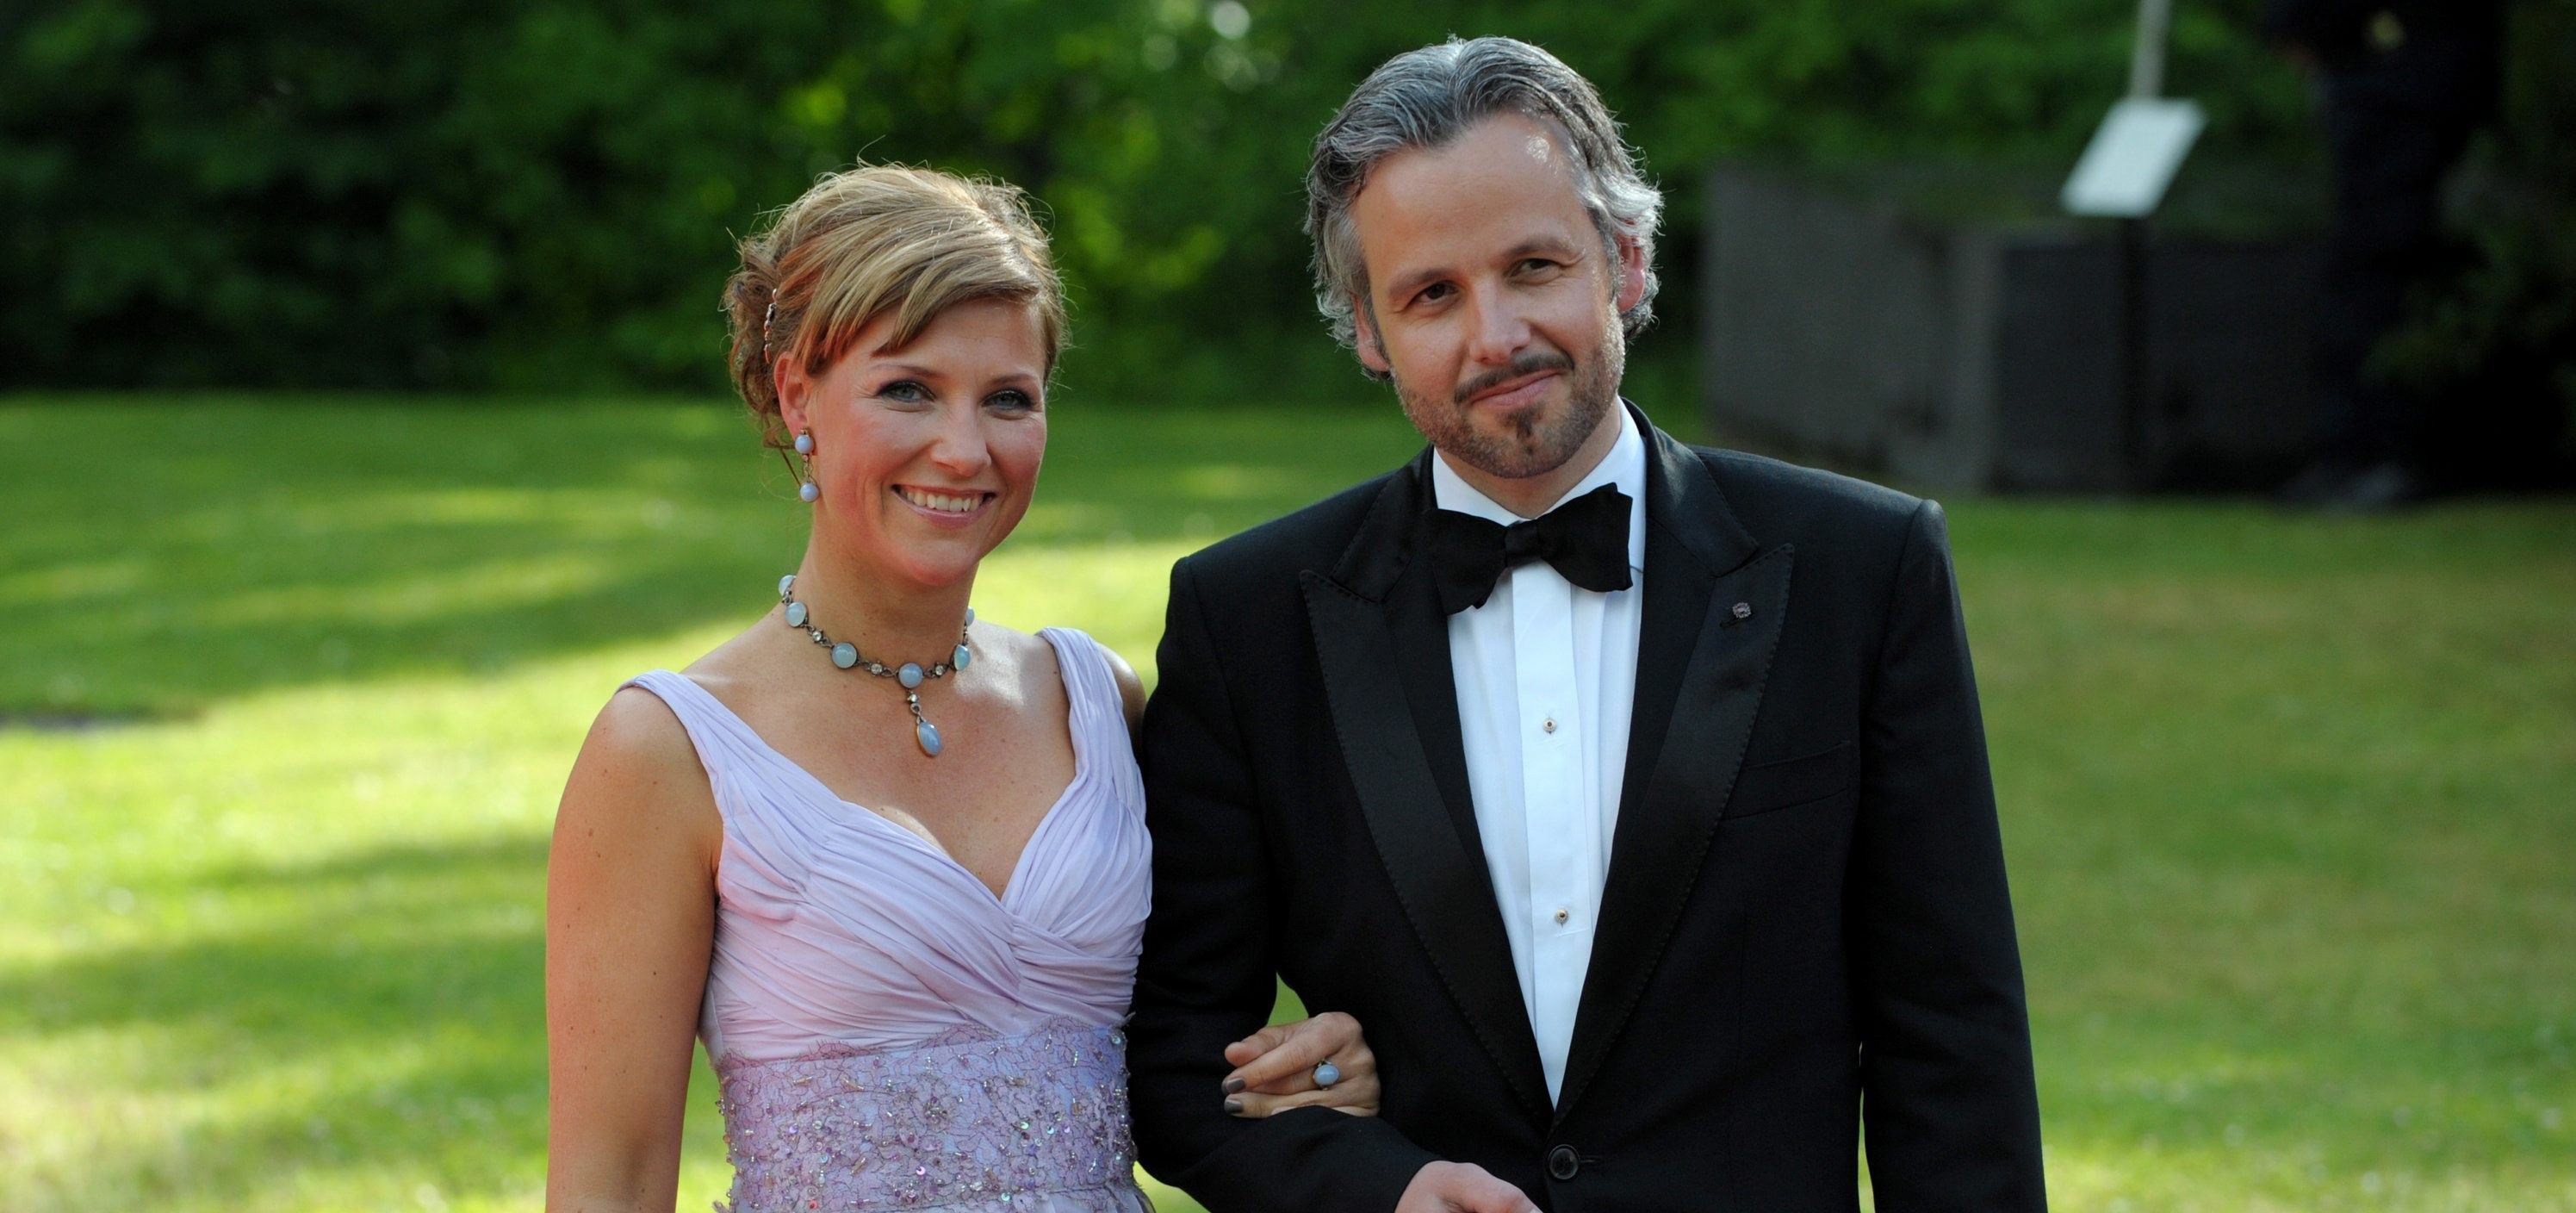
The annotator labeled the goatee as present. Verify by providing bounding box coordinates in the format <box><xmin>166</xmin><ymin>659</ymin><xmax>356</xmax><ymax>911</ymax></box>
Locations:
<box><xmin>1396</xmin><ymin>340</ymin><xmax>1621</xmax><ymax>482</ymax></box>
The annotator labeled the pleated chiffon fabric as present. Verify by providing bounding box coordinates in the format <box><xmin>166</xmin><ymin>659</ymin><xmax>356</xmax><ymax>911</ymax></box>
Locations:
<box><xmin>624</xmin><ymin>627</ymin><xmax>1153</xmax><ymax>1212</ymax></box>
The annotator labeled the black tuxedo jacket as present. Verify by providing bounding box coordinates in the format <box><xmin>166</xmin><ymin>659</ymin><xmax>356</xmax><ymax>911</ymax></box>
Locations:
<box><xmin>1128</xmin><ymin>408</ymin><xmax>2045</xmax><ymax>1212</ymax></box>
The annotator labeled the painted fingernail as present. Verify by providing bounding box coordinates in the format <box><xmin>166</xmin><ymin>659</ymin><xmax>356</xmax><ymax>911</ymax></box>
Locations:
<box><xmin>1222</xmin><ymin>1098</ymin><xmax>1244</xmax><ymax>1115</ymax></box>
<box><xmin>1221</xmin><ymin>1077</ymin><xmax>1245</xmax><ymax>1094</ymax></box>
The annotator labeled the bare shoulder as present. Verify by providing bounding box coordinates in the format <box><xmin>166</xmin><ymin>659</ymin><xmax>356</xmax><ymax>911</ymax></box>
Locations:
<box><xmin>1098</xmin><ymin>644</ymin><xmax>1146</xmax><ymax>735</ymax></box>
<box><xmin>983</xmin><ymin>625</ymin><xmax>1143</xmax><ymax>734</ymax></box>
<box><xmin>1016</xmin><ymin>625</ymin><xmax>1145</xmax><ymax>734</ymax></box>
<box><xmin>556</xmin><ymin>683</ymin><xmax>722</xmax><ymax>868</ymax></box>
<box><xmin>580</xmin><ymin>684</ymin><xmax>702</xmax><ymax>777</ymax></box>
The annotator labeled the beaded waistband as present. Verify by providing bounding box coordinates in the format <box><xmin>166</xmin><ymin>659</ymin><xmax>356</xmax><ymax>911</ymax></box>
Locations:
<box><xmin>713</xmin><ymin>1022</ymin><xmax>1139</xmax><ymax>1212</ymax></box>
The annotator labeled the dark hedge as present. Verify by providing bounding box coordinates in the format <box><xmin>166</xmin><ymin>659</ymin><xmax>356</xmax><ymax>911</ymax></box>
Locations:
<box><xmin>0</xmin><ymin>0</ymin><xmax>2558</xmax><ymax>407</ymax></box>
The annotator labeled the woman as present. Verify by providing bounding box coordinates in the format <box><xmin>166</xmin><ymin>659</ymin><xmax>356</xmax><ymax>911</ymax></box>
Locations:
<box><xmin>545</xmin><ymin>165</ymin><xmax>1374</xmax><ymax>1212</ymax></box>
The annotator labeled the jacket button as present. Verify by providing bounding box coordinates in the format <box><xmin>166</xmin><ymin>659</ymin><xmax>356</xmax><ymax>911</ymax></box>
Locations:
<box><xmin>1547</xmin><ymin>1144</ymin><xmax>1580</xmax><ymax>1181</ymax></box>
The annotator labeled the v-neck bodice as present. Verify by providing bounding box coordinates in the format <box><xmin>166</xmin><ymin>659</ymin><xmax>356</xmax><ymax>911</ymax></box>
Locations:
<box><xmin>623</xmin><ymin>627</ymin><xmax>1150</xmax><ymax>1066</ymax></box>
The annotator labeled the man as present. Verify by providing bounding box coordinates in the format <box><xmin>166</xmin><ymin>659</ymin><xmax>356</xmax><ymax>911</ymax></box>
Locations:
<box><xmin>1129</xmin><ymin>37</ymin><xmax>2045</xmax><ymax>1212</ymax></box>
<box><xmin>2263</xmin><ymin>0</ymin><xmax>2504</xmax><ymax>509</ymax></box>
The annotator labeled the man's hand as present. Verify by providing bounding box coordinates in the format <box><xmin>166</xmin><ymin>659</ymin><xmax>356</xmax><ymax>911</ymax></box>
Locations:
<box><xmin>1395</xmin><ymin>1161</ymin><xmax>1540</xmax><ymax>1213</ymax></box>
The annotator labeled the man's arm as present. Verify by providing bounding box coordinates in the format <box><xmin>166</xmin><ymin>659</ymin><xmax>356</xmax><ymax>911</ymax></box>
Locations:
<box><xmin>1849</xmin><ymin>500</ymin><xmax>2048</xmax><ymax>1211</ymax></box>
<box><xmin>1127</xmin><ymin>558</ymin><xmax>1444</xmax><ymax>1212</ymax></box>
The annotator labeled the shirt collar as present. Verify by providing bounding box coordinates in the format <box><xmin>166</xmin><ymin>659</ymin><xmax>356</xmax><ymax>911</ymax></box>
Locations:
<box><xmin>1429</xmin><ymin>404</ymin><xmax>1648</xmax><ymax>573</ymax></box>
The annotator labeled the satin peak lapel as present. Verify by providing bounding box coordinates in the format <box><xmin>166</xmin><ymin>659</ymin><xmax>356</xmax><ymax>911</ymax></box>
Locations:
<box><xmin>1556</xmin><ymin>420</ymin><xmax>1791</xmax><ymax>1121</ymax></box>
<box><xmin>1302</xmin><ymin>454</ymin><xmax>1550</xmax><ymax>1120</ymax></box>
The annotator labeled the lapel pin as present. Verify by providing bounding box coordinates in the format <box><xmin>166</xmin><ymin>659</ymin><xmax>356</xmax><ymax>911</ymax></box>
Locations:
<box><xmin>1732</xmin><ymin>601</ymin><xmax>1754</xmax><ymax>620</ymax></box>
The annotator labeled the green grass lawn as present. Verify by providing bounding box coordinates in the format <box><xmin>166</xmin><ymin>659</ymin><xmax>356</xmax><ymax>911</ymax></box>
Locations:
<box><xmin>3</xmin><ymin>395</ymin><xmax>2571</xmax><ymax>1212</ymax></box>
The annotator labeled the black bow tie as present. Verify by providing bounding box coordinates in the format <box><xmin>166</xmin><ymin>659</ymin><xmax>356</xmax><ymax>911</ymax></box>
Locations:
<box><xmin>1423</xmin><ymin>482</ymin><xmax>1635</xmax><ymax>614</ymax></box>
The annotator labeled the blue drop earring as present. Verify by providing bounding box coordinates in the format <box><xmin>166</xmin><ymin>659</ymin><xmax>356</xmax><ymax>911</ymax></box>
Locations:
<box><xmin>794</xmin><ymin>430</ymin><xmax>819</xmax><ymax>502</ymax></box>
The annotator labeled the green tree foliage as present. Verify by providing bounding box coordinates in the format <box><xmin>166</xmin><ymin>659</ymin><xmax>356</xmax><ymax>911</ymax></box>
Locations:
<box><xmin>0</xmin><ymin>0</ymin><xmax>2440</xmax><ymax>396</ymax></box>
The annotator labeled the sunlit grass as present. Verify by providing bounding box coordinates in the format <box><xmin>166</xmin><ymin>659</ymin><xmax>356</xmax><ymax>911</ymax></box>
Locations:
<box><xmin>3</xmin><ymin>395</ymin><xmax>2571</xmax><ymax>1211</ymax></box>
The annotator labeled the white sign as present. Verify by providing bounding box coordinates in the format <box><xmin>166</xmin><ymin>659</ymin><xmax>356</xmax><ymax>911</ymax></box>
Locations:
<box><xmin>2061</xmin><ymin>97</ymin><xmax>2206</xmax><ymax>219</ymax></box>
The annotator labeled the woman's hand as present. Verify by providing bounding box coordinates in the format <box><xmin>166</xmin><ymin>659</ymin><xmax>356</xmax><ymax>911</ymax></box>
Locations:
<box><xmin>1217</xmin><ymin>1010</ymin><xmax>1380</xmax><ymax>1118</ymax></box>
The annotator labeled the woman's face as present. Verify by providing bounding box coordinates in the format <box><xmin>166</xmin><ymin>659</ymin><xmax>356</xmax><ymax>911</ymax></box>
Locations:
<box><xmin>778</xmin><ymin>297</ymin><xmax>1050</xmax><ymax>590</ymax></box>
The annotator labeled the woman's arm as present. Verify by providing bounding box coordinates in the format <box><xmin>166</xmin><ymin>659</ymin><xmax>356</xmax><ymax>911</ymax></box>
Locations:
<box><xmin>545</xmin><ymin>687</ymin><xmax>724</xmax><ymax>1212</ymax></box>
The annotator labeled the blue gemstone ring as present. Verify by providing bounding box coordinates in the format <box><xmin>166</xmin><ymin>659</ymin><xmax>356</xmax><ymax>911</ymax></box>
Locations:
<box><xmin>1312</xmin><ymin>1061</ymin><xmax>1341</xmax><ymax>1090</ymax></box>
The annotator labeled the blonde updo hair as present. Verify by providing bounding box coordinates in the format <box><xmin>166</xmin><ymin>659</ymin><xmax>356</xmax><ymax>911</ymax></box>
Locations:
<box><xmin>723</xmin><ymin>165</ymin><xmax>1067</xmax><ymax>451</ymax></box>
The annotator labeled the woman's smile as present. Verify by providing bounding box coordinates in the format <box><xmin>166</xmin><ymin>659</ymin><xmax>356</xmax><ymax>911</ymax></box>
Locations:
<box><xmin>894</xmin><ymin>484</ymin><xmax>995</xmax><ymax>522</ymax></box>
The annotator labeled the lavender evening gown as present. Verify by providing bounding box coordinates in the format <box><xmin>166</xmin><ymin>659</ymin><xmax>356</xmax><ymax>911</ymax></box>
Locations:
<box><xmin>624</xmin><ymin>628</ymin><xmax>1153</xmax><ymax>1213</ymax></box>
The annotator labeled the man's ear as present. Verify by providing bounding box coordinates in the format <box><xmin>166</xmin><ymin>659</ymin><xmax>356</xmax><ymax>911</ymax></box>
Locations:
<box><xmin>1352</xmin><ymin>295</ymin><xmax>1393</xmax><ymax>376</ymax></box>
<box><xmin>1611</xmin><ymin>233</ymin><xmax>1648</xmax><ymax>316</ymax></box>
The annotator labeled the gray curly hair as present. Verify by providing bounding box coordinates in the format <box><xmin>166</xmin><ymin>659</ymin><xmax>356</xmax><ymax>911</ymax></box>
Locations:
<box><xmin>1303</xmin><ymin>36</ymin><xmax>1664</xmax><ymax>355</ymax></box>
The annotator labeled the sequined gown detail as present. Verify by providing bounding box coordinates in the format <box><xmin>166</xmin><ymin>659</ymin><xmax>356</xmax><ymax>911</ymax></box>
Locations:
<box><xmin>624</xmin><ymin>628</ymin><xmax>1152</xmax><ymax>1213</ymax></box>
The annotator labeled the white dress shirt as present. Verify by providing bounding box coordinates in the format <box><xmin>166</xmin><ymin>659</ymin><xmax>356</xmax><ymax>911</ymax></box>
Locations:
<box><xmin>1429</xmin><ymin>407</ymin><xmax>1648</xmax><ymax>1104</ymax></box>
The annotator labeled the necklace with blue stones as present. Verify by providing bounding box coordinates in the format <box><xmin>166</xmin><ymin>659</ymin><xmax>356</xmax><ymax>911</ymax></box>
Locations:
<box><xmin>776</xmin><ymin>574</ymin><xmax>973</xmax><ymax>757</ymax></box>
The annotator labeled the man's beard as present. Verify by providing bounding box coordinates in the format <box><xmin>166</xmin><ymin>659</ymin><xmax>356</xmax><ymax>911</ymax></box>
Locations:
<box><xmin>1394</xmin><ymin>333</ymin><xmax>1623</xmax><ymax>483</ymax></box>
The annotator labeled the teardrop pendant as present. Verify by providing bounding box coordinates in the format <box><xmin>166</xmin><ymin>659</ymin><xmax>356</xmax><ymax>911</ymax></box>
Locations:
<box><xmin>773</xmin><ymin>574</ymin><xmax>966</xmax><ymax>758</ymax></box>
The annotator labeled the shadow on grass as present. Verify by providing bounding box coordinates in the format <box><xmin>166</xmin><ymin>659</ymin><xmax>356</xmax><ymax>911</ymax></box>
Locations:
<box><xmin>4</xmin><ymin>834</ymin><xmax>546</xmax><ymax>1042</ymax></box>
<box><xmin>1</xmin><ymin>834</ymin><xmax>554</xmax><ymax>1208</ymax></box>
<box><xmin>0</xmin><ymin>395</ymin><xmax>1430</xmax><ymax>716</ymax></box>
